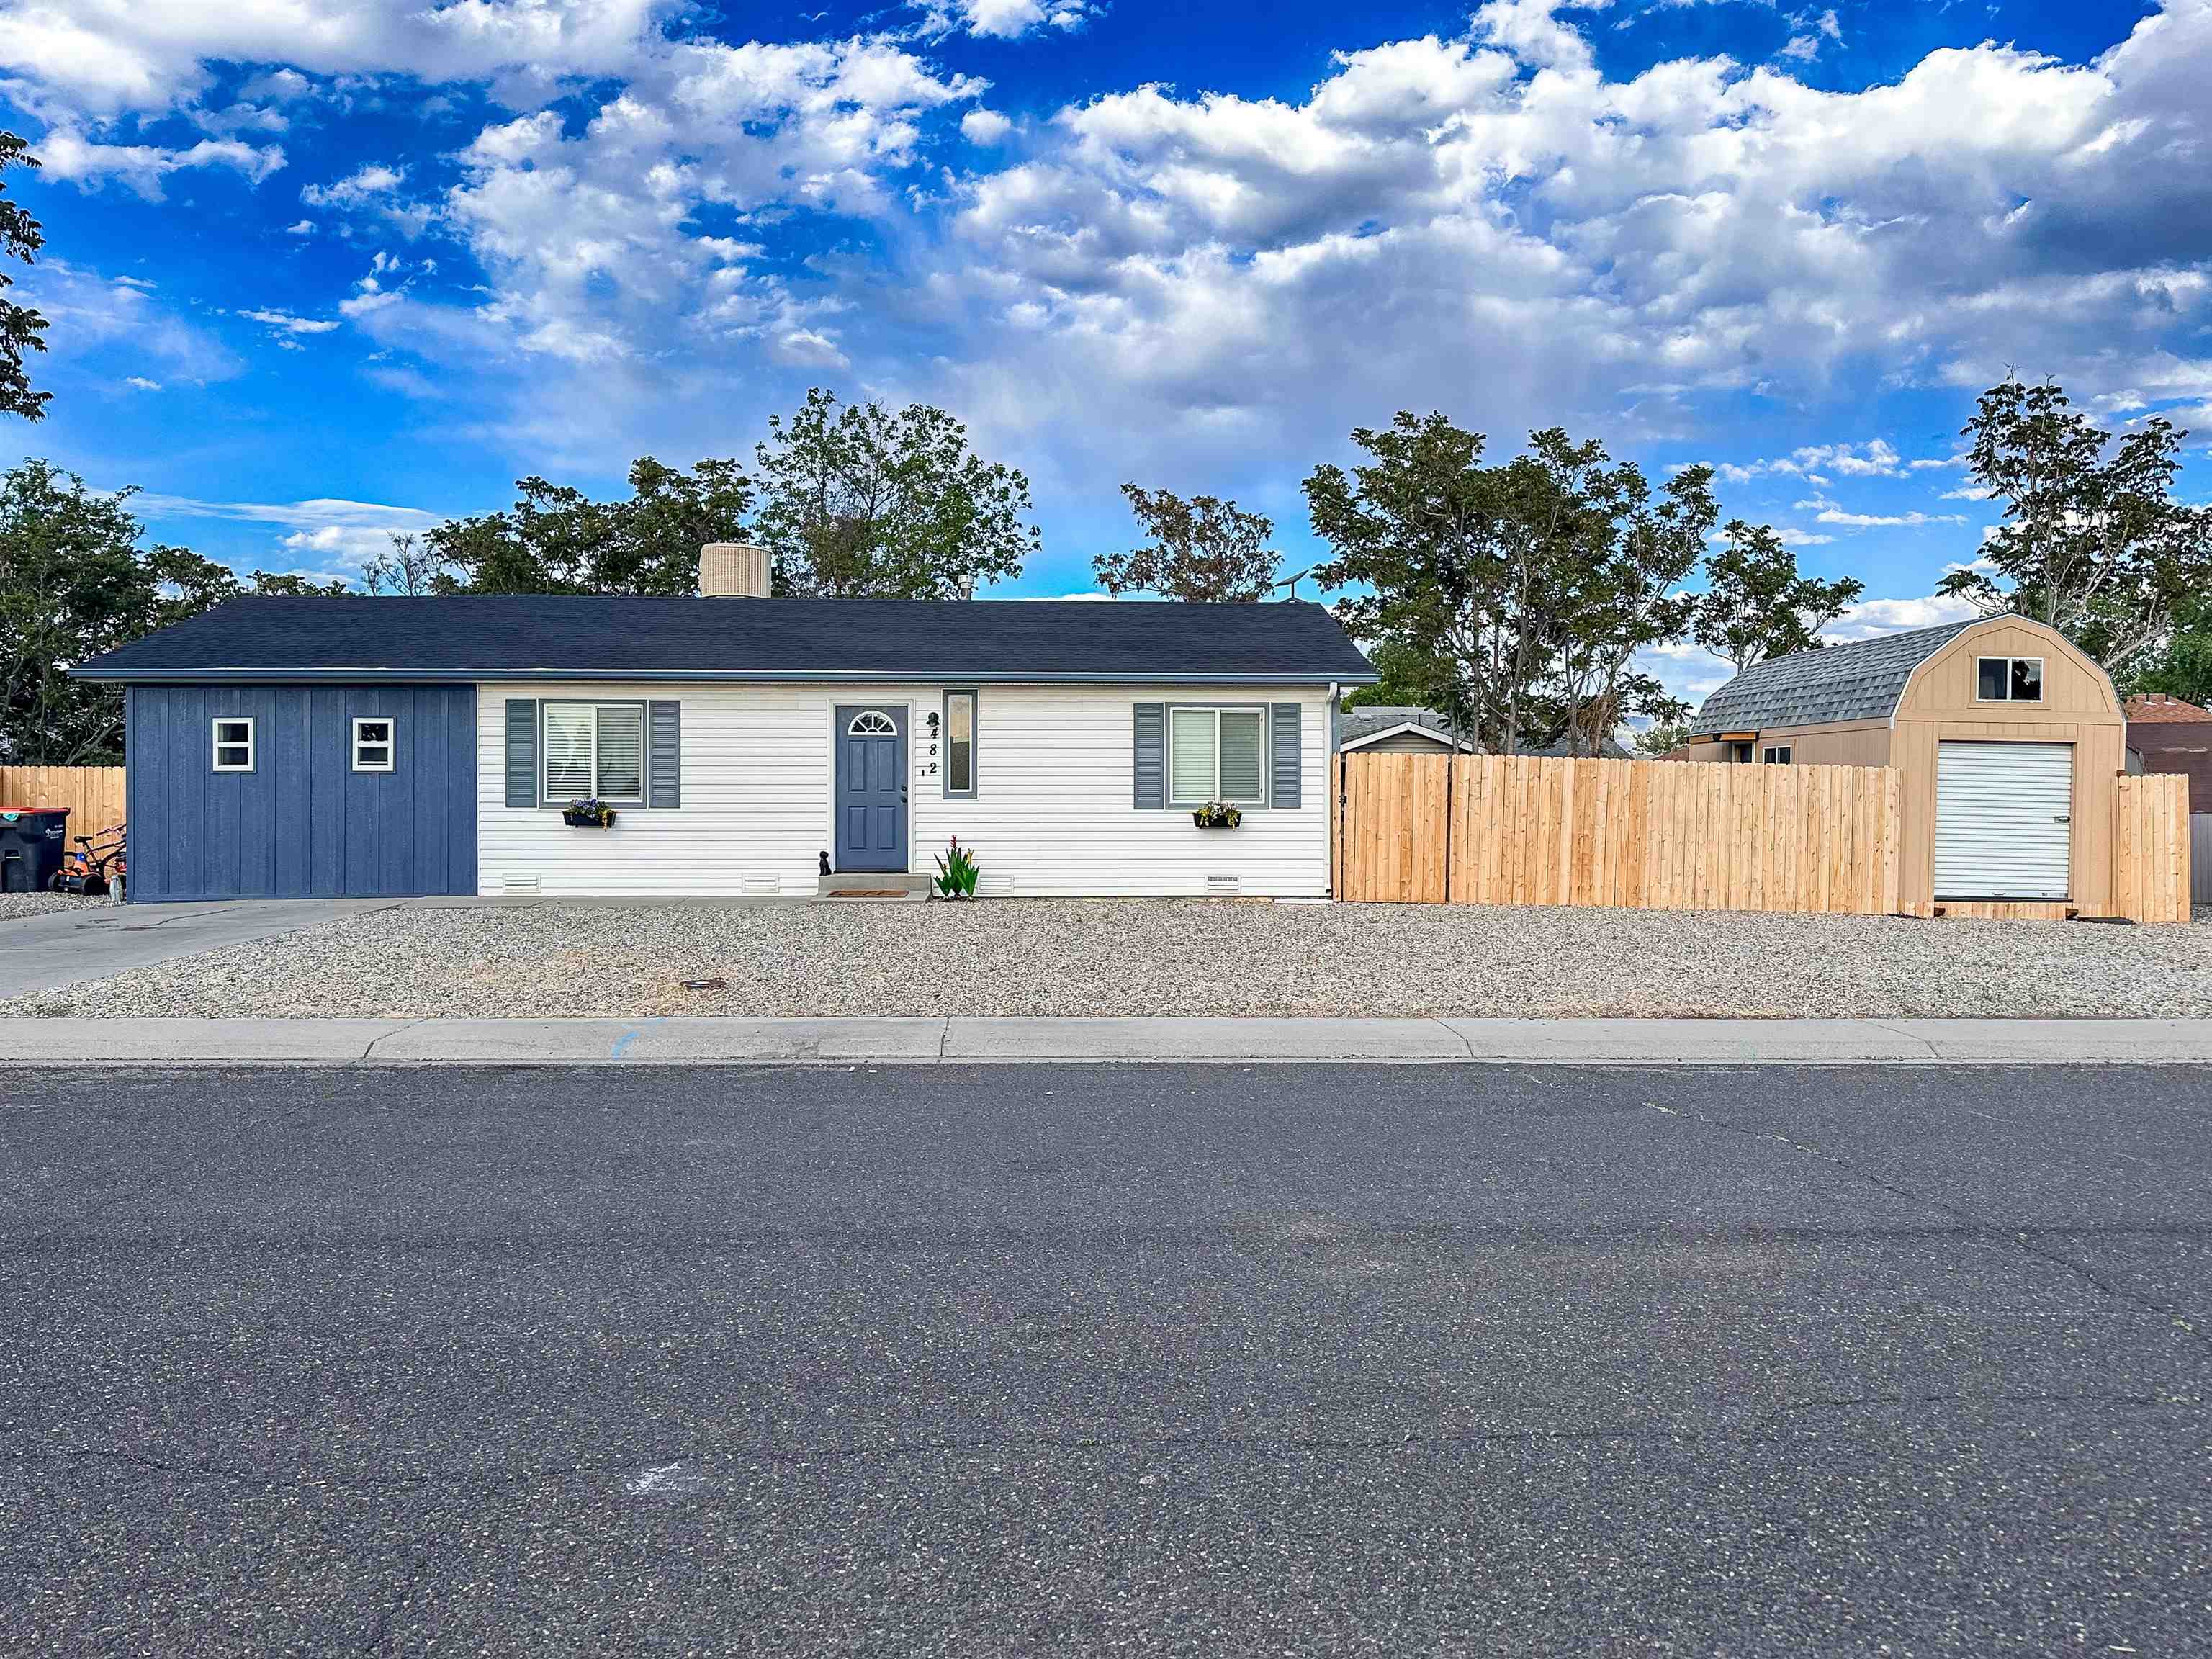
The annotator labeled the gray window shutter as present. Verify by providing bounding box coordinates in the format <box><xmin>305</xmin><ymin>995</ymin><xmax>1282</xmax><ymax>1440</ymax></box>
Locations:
<box><xmin>1133</xmin><ymin>703</ymin><xmax>1165</xmax><ymax>809</ymax></box>
<box><xmin>1269</xmin><ymin>702</ymin><xmax>1302</xmax><ymax>809</ymax></box>
<box><xmin>648</xmin><ymin>700</ymin><xmax>681</xmax><ymax>809</ymax></box>
<box><xmin>504</xmin><ymin>698</ymin><xmax>539</xmax><ymax>809</ymax></box>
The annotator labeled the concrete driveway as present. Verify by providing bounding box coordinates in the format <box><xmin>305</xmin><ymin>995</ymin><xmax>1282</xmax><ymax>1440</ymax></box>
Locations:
<box><xmin>0</xmin><ymin>898</ymin><xmax>414</xmax><ymax>1002</ymax></box>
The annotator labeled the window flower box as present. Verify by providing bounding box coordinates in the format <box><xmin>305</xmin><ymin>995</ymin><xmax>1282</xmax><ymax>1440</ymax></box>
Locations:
<box><xmin>1192</xmin><ymin>801</ymin><xmax>1242</xmax><ymax>830</ymax></box>
<box><xmin>562</xmin><ymin>799</ymin><xmax>618</xmax><ymax>828</ymax></box>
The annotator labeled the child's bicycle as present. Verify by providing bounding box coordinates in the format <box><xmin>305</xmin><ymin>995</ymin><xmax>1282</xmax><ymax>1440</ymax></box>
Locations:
<box><xmin>51</xmin><ymin>822</ymin><xmax>127</xmax><ymax>900</ymax></box>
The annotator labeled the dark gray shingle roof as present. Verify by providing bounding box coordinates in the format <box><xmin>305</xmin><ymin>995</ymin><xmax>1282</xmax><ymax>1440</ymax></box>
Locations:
<box><xmin>1689</xmin><ymin>619</ymin><xmax>1979</xmax><ymax>736</ymax></box>
<box><xmin>1339</xmin><ymin>705</ymin><xmax>1466</xmax><ymax>747</ymax></box>
<box><xmin>73</xmin><ymin>595</ymin><xmax>1376</xmax><ymax>685</ymax></box>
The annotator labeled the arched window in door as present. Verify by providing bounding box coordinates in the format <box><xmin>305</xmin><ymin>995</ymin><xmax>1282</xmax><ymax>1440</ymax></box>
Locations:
<box><xmin>847</xmin><ymin>710</ymin><xmax>897</xmax><ymax>736</ymax></box>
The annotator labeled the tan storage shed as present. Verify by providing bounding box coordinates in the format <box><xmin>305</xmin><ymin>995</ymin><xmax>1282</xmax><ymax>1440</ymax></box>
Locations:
<box><xmin>1681</xmin><ymin>615</ymin><xmax>2130</xmax><ymax>918</ymax></box>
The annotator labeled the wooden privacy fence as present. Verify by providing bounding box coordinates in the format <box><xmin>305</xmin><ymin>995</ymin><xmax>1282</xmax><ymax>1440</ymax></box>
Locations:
<box><xmin>1335</xmin><ymin>752</ymin><xmax>1900</xmax><ymax>915</ymax></box>
<box><xmin>2114</xmin><ymin>775</ymin><xmax>2190</xmax><ymax>925</ymax></box>
<box><xmin>0</xmin><ymin>766</ymin><xmax>127</xmax><ymax>832</ymax></box>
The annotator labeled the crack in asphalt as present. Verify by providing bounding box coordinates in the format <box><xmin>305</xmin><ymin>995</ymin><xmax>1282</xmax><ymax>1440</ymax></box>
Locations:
<box><xmin>1647</xmin><ymin>1101</ymin><xmax>2212</xmax><ymax>1357</ymax></box>
<box><xmin>12</xmin><ymin>1386</ymin><xmax>2196</xmax><ymax>1497</ymax></box>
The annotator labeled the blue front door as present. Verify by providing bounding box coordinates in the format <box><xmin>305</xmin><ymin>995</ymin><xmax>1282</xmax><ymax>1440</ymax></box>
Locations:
<box><xmin>835</xmin><ymin>706</ymin><xmax>907</xmax><ymax>872</ymax></box>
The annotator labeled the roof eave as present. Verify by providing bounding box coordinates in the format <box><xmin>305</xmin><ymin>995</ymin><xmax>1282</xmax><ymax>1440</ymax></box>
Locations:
<box><xmin>75</xmin><ymin>665</ymin><xmax>1379</xmax><ymax>686</ymax></box>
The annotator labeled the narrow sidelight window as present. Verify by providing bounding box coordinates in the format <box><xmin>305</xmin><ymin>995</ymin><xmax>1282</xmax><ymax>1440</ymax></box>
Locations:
<box><xmin>352</xmin><ymin>717</ymin><xmax>395</xmax><ymax>773</ymax></box>
<box><xmin>943</xmin><ymin>690</ymin><xmax>976</xmax><ymax>798</ymax></box>
<box><xmin>212</xmin><ymin>717</ymin><xmax>254</xmax><ymax>773</ymax></box>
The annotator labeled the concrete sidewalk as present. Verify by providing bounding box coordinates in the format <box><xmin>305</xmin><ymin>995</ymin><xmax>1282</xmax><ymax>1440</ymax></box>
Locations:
<box><xmin>0</xmin><ymin>898</ymin><xmax>407</xmax><ymax>1002</ymax></box>
<box><xmin>4</xmin><ymin>1015</ymin><xmax>2211</xmax><ymax>1068</ymax></box>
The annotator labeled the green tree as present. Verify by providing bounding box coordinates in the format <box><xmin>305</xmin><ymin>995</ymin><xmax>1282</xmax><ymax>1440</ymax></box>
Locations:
<box><xmin>246</xmin><ymin>570</ymin><xmax>354</xmax><ymax>597</ymax></box>
<box><xmin>1094</xmin><ymin>485</ymin><xmax>1278</xmax><ymax>601</ymax></box>
<box><xmin>752</xmin><ymin>388</ymin><xmax>1038</xmax><ymax>598</ymax></box>
<box><xmin>2131</xmin><ymin>590</ymin><xmax>2212</xmax><ymax>707</ymax></box>
<box><xmin>1634</xmin><ymin>722</ymin><xmax>1691</xmax><ymax>757</ymax></box>
<box><xmin>430</xmin><ymin>456</ymin><xmax>751</xmax><ymax>595</ymax></box>
<box><xmin>1940</xmin><ymin>375</ymin><xmax>2212</xmax><ymax>683</ymax></box>
<box><xmin>1693</xmin><ymin>520</ymin><xmax>1863</xmax><ymax>674</ymax></box>
<box><xmin>1</xmin><ymin>133</ymin><xmax>50</xmax><ymax>421</ymax></box>
<box><xmin>1540</xmin><ymin>437</ymin><xmax>1714</xmax><ymax>756</ymax></box>
<box><xmin>0</xmin><ymin>460</ymin><xmax>235</xmax><ymax>763</ymax></box>
<box><xmin>361</xmin><ymin>532</ymin><xmax>449</xmax><ymax>595</ymax></box>
<box><xmin>1308</xmin><ymin>413</ymin><xmax>1706</xmax><ymax>755</ymax></box>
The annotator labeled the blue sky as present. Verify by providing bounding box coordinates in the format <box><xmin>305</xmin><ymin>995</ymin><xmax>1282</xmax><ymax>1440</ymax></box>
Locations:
<box><xmin>1</xmin><ymin>0</ymin><xmax>2204</xmax><ymax>708</ymax></box>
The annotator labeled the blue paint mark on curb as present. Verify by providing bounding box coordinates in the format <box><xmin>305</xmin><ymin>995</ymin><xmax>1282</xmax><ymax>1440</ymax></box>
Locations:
<box><xmin>609</xmin><ymin>1018</ymin><xmax>665</xmax><ymax>1060</ymax></box>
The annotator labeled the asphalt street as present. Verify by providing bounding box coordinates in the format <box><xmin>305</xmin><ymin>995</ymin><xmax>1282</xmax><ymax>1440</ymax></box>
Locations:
<box><xmin>1</xmin><ymin>1061</ymin><xmax>2206</xmax><ymax>1655</ymax></box>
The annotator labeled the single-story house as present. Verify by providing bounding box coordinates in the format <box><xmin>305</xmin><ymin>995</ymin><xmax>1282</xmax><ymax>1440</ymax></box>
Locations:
<box><xmin>1678</xmin><ymin>613</ymin><xmax>2128</xmax><ymax>915</ymax></box>
<box><xmin>1337</xmin><ymin>705</ymin><xmax>1478</xmax><ymax>754</ymax></box>
<box><xmin>71</xmin><ymin>545</ymin><xmax>1376</xmax><ymax>902</ymax></box>
<box><xmin>2125</xmin><ymin>693</ymin><xmax>2210</xmax><ymax>812</ymax></box>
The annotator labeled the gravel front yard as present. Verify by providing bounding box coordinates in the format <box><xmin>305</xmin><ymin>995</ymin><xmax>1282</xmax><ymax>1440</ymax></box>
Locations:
<box><xmin>4</xmin><ymin>898</ymin><xmax>2209</xmax><ymax>1020</ymax></box>
<box><xmin>0</xmin><ymin>892</ymin><xmax>107</xmax><ymax>923</ymax></box>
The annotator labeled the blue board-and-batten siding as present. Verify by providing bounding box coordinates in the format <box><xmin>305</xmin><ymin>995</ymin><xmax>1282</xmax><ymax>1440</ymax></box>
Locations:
<box><xmin>125</xmin><ymin>684</ymin><xmax>477</xmax><ymax>902</ymax></box>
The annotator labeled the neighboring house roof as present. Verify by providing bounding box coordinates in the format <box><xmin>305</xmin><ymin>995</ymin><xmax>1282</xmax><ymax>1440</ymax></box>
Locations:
<box><xmin>1519</xmin><ymin>735</ymin><xmax>1634</xmax><ymax>760</ymax></box>
<box><xmin>2127</xmin><ymin>693</ymin><xmax>2212</xmax><ymax>724</ymax></box>
<box><xmin>72</xmin><ymin>595</ymin><xmax>1377</xmax><ymax>685</ymax></box>
<box><xmin>1337</xmin><ymin>705</ymin><xmax>1475</xmax><ymax>751</ymax></box>
<box><xmin>1688</xmin><ymin>619</ymin><xmax>1981</xmax><ymax>737</ymax></box>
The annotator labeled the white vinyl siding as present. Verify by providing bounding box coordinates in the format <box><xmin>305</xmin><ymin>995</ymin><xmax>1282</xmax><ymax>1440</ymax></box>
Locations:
<box><xmin>477</xmin><ymin>682</ymin><xmax>1331</xmax><ymax>898</ymax></box>
<box><xmin>1935</xmin><ymin>741</ymin><xmax>2073</xmax><ymax>900</ymax></box>
<box><xmin>543</xmin><ymin>702</ymin><xmax>644</xmax><ymax>801</ymax></box>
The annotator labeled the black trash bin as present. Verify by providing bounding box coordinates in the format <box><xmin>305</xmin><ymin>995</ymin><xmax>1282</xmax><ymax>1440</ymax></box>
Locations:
<box><xmin>0</xmin><ymin>807</ymin><xmax>69</xmax><ymax>893</ymax></box>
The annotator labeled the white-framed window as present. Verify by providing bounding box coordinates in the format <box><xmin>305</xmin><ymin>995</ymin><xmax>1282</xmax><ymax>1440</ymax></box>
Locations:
<box><xmin>1977</xmin><ymin>656</ymin><xmax>2044</xmax><ymax>703</ymax></box>
<box><xmin>847</xmin><ymin>709</ymin><xmax>898</xmax><ymax>736</ymax></box>
<box><xmin>212</xmin><ymin>716</ymin><xmax>255</xmax><ymax>773</ymax></box>
<box><xmin>1761</xmin><ymin>745</ymin><xmax>1792</xmax><ymax>765</ymax></box>
<box><xmin>543</xmin><ymin>702</ymin><xmax>646</xmax><ymax>802</ymax></box>
<box><xmin>943</xmin><ymin>690</ymin><xmax>976</xmax><ymax>799</ymax></box>
<box><xmin>352</xmin><ymin>716</ymin><xmax>395</xmax><ymax>773</ymax></box>
<box><xmin>1169</xmin><ymin>705</ymin><xmax>1267</xmax><ymax>806</ymax></box>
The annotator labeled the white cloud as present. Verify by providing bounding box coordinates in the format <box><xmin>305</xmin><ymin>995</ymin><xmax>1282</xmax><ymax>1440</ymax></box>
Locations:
<box><xmin>10</xmin><ymin>259</ymin><xmax>242</xmax><ymax>384</ymax></box>
<box><xmin>123</xmin><ymin>375</ymin><xmax>162</xmax><ymax>391</ymax></box>
<box><xmin>962</xmin><ymin>108</ymin><xmax>1014</xmax><ymax>145</ymax></box>
<box><xmin>132</xmin><ymin>493</ymin><xmax>445</xmax><ymax>572</ymax></box>
<box><xmin>32</xmin><ymin>127</ymin><xmax>284</xmax><ymax>197</ymax></box>
<box><xmin>1812</xmin><ymin>505</ymin><xmax>1969</xmax><ymax>529</ymax></box>
<box><xmin>1823</xmin><ymin>592</ymin><xmax>1980</xmax><ymax>642</ymax></box>
<box><xmin>237</xmin><ymin>307</ymin><xmax>343</xmax><ymax>338</ymax></box>
<box><xmin>917</xmin><ymin>0</ymin><xmax>1095</xmax><ymax>40</ymax></box>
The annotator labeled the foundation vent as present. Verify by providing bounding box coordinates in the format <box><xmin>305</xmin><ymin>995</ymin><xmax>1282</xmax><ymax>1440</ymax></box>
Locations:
<box><xmin>980</xmin><ymin>873</ymin><xmax>1014</xmax><ymax>896</ymax></box>
<box><xmin>1205</xmin><ymin>873</ymin><xmax>1242</xmax><ymax>897</ymax></box>
<box><xmin>501</xmin><ymin>873</ymin><xmax>543</xmax><ymax>896</ymax></box>
<box><xmin>742</xmin><ymin>873</ymin><xmax>781</xmax><ymax>896</ymax></box>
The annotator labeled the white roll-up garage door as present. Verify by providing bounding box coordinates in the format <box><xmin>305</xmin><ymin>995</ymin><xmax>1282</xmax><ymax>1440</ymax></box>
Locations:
<box><xmin>1935</xmin><ymin>742</ymin><xmax>2073</xmax><ymax>900</ymax></box>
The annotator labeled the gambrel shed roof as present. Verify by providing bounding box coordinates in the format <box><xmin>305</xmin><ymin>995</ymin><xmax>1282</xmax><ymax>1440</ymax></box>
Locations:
<box><xmin>1689</xmin><ymin>619</ymin><xmax>1982</xmax><ymax>736</ymax></box>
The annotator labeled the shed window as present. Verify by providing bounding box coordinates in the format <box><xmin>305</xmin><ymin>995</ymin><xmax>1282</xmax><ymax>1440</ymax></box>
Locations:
<box><xmin>543</xmin><ymin>703</ymin><xmax>646</xmax><ymax>802</ymax></box>
<box><xmin>352</xmin><ymin>717</ymin><xmax>395</xmax><ymax>773</ymax></box>
<box><xmin>1169</xmin><ymin>706</ymin><xmax>1267</xmax><ymax>806</ymax></box>
<box><xmin>943</xmin><ymin>691</ymin><xmax>976</xmax><ymax>798</ymax></box>
<box><xmin>1977</xmin><ymin>656</ymin><xmax>2044</xmax><ymax>703</ymax></box>
<box><xmin>212</xmin><ymin>717</ymin><xmax>254</xmax><ymax>773</ymax></box>
<box><xmin>1761</xmin><ymin>745</ymin><xmax>1792</xmax><ymax>765</ymax></box>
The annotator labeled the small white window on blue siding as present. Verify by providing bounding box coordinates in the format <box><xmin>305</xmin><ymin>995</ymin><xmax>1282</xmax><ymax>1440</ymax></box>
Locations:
<box><xmin>352</xmin><ymin>717</ymin><xmax>395</xmax><ymax>773</ymax></box>
<box><xmin>1169</xmin><ymin>706</ymin><xmax>1267</xmax><ymax>806</ymax></box>
<box><xmin>212</xmin><ymin>717</ymin><xmax>254</xmax><ymax>773</ymax></box>
<box><xmin>542</xmin><ymin>702</ymin><xmax>645</xmax><ymax>802</ymax></box>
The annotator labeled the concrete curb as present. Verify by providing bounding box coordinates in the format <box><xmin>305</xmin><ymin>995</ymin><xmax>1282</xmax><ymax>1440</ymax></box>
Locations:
<box><xmin>4</xmin><ymin>1016</ymin><xmax>2212</xmax><ymax>1068</ymax></box>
